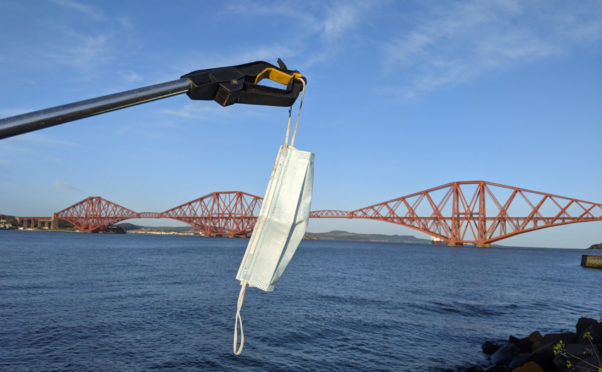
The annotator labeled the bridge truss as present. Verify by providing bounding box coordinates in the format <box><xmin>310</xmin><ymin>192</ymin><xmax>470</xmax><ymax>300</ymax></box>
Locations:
<box><xmin>161</xmin><ymin>191</ymin><xmax>262</xmax><ymax>236</ymax></box>
<box><xmin>311</xmin><ymin>181</ymin><xmax>602</xmax><ymax>245</ymax></box>
<box><xmin>50</xmin><ymin>181</ymin><xmax>601</xmax><ymax>244</ymax></box>
<box><xmin>55</xmin><ymin>192</ymin><xmax>262</xmax><ymax>236</ymax></box>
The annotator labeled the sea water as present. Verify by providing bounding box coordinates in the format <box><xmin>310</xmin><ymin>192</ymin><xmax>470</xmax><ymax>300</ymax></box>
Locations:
<box><xmin>1</xmin><ymin>230</ymin><xmax>600</xmax><ymax>371</ymax></box>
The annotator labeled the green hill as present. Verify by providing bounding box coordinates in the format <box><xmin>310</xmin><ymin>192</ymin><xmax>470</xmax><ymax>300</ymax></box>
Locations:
<box><xmin>306</xmin><ymin>230</ymin><xmax>430</xmax><ymax>244</ymax></box>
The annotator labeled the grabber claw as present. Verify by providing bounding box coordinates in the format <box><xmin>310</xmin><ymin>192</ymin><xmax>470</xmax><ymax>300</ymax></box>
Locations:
<box><xmin>181</xmin><ymin>59</ymin><xmax>306</xmax><ymax>107</ymax></box>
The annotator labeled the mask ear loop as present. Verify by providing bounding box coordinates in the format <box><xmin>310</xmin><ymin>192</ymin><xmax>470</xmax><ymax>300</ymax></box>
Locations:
<box><xmin>233</xmin><ymin>280</ymin><xmax>248</xmax><ymax>355</ymax></box>
<box><xmin>289</xmin><ymin>78</ymin><xmax>306</xmax><ymax>148</ymax></box>
<box><xmin>283</xmin><ymin>106</ymin><xmax>292</xmax><ymax>146</ymax></box>
<box><xmin>283</xmin><ymin>77</ymin><xmax>306</xmax><ymax>147</ymax></box>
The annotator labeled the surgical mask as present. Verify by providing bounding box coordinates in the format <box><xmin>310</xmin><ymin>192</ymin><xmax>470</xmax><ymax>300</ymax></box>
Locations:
<box><xmin>233</xmin><ymin>79</ymin><xmax>313</xmax><ymax>355</ymax></box>
<box><xmin>236</xmin><ymin>146</ymin><xmax>314</xmax><ymax>291</ymax></box>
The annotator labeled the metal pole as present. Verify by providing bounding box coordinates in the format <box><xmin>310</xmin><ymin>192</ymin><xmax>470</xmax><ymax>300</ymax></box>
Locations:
<box><xmin>0</xmin><ymin>78</ymin><xmax>191</xmax><ymax>140</ymax></box>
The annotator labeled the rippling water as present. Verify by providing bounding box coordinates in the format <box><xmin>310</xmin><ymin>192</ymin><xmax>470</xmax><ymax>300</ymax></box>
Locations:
<box><xmin>1</xmin><ymin>230</ymin><xmax>600</xmax><ymax>371</ymax></box>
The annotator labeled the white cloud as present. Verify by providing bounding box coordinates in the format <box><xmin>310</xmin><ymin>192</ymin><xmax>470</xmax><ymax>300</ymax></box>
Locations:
<box><xmin>223</xmin><ymin>2</ymin><xmax>318</xmax><ymax>31</ymax></box>
<box><xmin>51</xmin><ymin>0</ymin><xmax>106</xmax><ymax>21</ymax></box>
<box><xmin>159</xmin><ymin>104</ymin><xmax>230</xmax><ymax>120</ymax></box>
<box><xmin>44</xmin><ymin>157</ymin><xmax>63</xmax><ymax>164</ymax></box>
<box><xmin>43</xmin><ymin>33</ymin><xmax>109</xmax><ymax>71</ymax></box>
<box><xmin>53</xmin><ymin>180</ymin><xmax>83</xmax><ymax>192</ymax></box>
<box><xmin>157</xmin><ymin>102</ymin><xmax>269</xmax><ymax>127</ymax></box>
<box><xmin>0</xmin><ymin>108</ymin><xmax>31</xmax><ymax>117</ymax></box>
<box><xmin>7</xmin><ymin>133</ymin><xmax>79</xmax><ymax>148</ymax></box>
<box><xmin>226</xmin><ymin>1</ymin><xmax>365</xmax><ymax>39</ymax></box>
<box><xmin>321</xmin><ymin>3</ymin><xmax>361</xmax><ymax>40</ymax></box>
<box><xmin>383</xmin><ymin>0</ymin><xmax>602</xmax><ymax>99</ymax></box>
<box><xmin>118</xmin><ymin>16</ymin><xmax>135</xmax><ymax>32</ymax></box>
<box><xmin>221</xmin><ymin>2</ymin><xmax>370</xmax><ymax>67</ymax></box>
<box><xmin>174</xmin><ymin>45</ymin><xmax>299</xmax><ymax>76</ymax></box>
<box><xmin>5</xmin><ymin>4</ymin><xmax>138</xmax><ymax>74</ymax></box>
<box><xmin>121</xmin><ymin>70</ymin><xmax>143</xmax><ymax>83</ymax></box>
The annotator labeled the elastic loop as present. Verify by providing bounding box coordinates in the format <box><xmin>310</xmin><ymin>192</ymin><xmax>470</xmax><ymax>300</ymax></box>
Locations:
<box><xmin>233</xmin><ymin>281</ymin><xmax>248</xmax><ymax>355</ymax></box>
<box><xmin>289</xmin><ymin>77</ymin><xmax>306</xmax><ymax>148</ymax></box>
<box><xmin>284</xmin><ymin>106</ymin><xmax>292</xmax><ymax>146</ymax></box>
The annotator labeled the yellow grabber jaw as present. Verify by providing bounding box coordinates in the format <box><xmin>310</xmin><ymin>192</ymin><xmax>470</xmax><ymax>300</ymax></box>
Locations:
<box><xmin>254</xmin><ymin>68</ymin><xmax>304</xmax><ymax>86</ymax></box>
<box><xmin>182</xmin><ymin>59</ymin><xmax>306</xmax><ymax>107</ymax></box>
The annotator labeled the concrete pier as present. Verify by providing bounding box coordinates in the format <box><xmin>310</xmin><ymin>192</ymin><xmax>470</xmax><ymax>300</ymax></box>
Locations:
<box><xmin>581</xmin><ymin>255</ymin><xmax>602</xmax><ymax>269</ymax></box>
<box><xmin>17</xmin><ymin>217</ymin><xmax>53</xmax><ymax>229</ymax></box>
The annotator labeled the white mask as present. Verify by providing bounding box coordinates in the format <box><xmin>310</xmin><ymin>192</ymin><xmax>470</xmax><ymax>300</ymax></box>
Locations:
<box><xmin>237</xmin><ymin>145</ymin><xmax>314</xmax><ymax>290</ymax></box>
<box><xmin>233</xmin><ymin>144</ymin><xmax>314</xmax><ymax>355</ymax></box>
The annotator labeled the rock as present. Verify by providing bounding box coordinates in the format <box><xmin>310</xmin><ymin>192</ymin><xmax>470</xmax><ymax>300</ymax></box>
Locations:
<box><xmin>511</xmin><ymin>361</ymin><xmax>544</xmax><ymax>372</ymax></box>
<box><xmin>464</xmin><ymin>320</ymin><xmax>601</xmax><ymax>372</ymax></box>
<box><xmin>564</xmin><ymin>343</ymin><xmax>593</xmax><ymax>358</ymax></box>
<box><xmin>577</xmin><ymin>320</ymin><xmax>602</xmax><ymax>344</ymax></box>
<box><xmin>576</xmin><ymin>317</ymin><xmax>598</xmax><ymax>336</ymax></box>
<box><xmin>541</xmin><ymin>332</ymin><xmax>577</xmax><ymax>346</ymax></box>
<box><xmin>508</xmin><ymin>353</ymin><xmax>530</xmax><ymax>369</ymax></box>
<box><xmin>552</xmin><ymin>353</ymin><xmax>570</xmax><ymax>371</ymax></box>
<box><xmin>508</xmin><ymin>335</ymin><xmax>521</xmax><ymax>345</ymax></box>
<box><xmin>484</xmin><ymin>365</ymin><xmax>509</xmax><ymax>372</ymax></box>
<box><xmin>482</xmin><ymin>341</ymin><xmax>501</xmax><ymax>355</ymax></box>
<box><xmin>508</xmin><ymin>334</ymin><xmax>536</xmax><ymax>353</ymax></box>
<box><xmin>464</xmin><ymin>366</ymin><xmax>484</xmax><ymax>372</ymax></box>
<box><xmin>574</xmin><ymin>355</ymin><xmax>602</xmax><ymax>372</ymax></box>
<box><xmin>527</xmin><ymin>344</ymin><xmax>554</xmax><ymax>372</ymax></box>
<box><xmin>552</xmin><ymin>343</ymin><xmax>602</xmax><ymax>372</ymax></box>
<box><xmin>525</xmin><ymin>331</ymin><xmax>543</xmax><ymax>351</ymax></box>
<box><xmin>491</xmin><ymin>343</ymin><xmax>519</xmax><ymax>366</ymax></box>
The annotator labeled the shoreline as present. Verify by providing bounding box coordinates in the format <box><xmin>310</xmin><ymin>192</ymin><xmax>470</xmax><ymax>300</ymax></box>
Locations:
<box><xmin>460</xmin><ymin>317</ymin><xmax>602</xmax><ymax>372</ymax></box>
<box><xmin>3</xmin><ymin>228</ymin><xmax>601</xmax><ymax>250</ymax></box>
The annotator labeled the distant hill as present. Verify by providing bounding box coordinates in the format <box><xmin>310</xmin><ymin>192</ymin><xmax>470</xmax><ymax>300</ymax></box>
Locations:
<box><xmin>114</xmin><ymin>223</ymin><xmax>140</xmax><ymax>231</ymax></box>
<box><xmin>111</xmin><ymin>224</ymin><xmax>429</xmax><ymax>243</ymax></box>
<box><xmin>114</xmin><ymin>223</ymin><xmax>196</xmax><ymax>233</ymax></box>
<box><xmin>589</xmin><ymin>243</ymin><xmax>602</xmax><ymax>250</ymax></box>
<box><xmin>306</xmin><ymin>230</ymin><xmax>431</xmax><ymax>244</ymax></box>
<box><xmin>112</xmin><ymin>225</ymin><xmax>430</xmax><ymax>243</ymax></box>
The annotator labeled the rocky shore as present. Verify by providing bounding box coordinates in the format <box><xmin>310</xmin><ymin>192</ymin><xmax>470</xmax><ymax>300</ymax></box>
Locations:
<box><xmin>460</xmin><ymin>318</ymin><xmax>602</xmax><ymax>372</ymax></box>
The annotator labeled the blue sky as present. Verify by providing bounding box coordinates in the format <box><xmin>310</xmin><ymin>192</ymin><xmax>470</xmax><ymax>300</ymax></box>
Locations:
<box><xmin>1</xmin><ymin>0</ymin><xmax>601</xmax><ymax>248</ymax></box>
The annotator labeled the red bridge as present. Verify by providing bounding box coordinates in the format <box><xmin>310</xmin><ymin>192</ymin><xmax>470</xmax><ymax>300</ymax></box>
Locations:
<box><xmin>54</xmin><ymin>191</ymin><xmax>262</xmax><ymax>237</ymax></box>
<box><xmin>311</xmin><ymin>181</ymin><xmax>602</xmax><ymax>247</ymax></box>
<box><xmin>28</xmin><ymin>181</ymin><xmax>601</xmax><ymax>246</ymax></box>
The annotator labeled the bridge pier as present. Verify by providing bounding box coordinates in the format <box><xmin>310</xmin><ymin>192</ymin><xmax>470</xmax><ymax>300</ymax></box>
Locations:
<box><xmin>475</xmin><ymin>243</ymin><xmax>492</xmax><ymax>248</ymax></box>
<box><xmin>581</xmin><ymin>255</ymin><xmax>602</xmax><ymax>269</ymax></box>
<box><xmin>447</xmin><ymin>242</ymin><xmax>464</xmax><ymax>247</ymax></box>
<box><xmin>17</xmin><ymin>217</ymin><xmax>54</xmax><ymax>229</ymax></box>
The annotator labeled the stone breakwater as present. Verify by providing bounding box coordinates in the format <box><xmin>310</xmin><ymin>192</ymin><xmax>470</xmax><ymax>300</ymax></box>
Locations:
<box><xmin>461</xmin><ymin>318</ymin><xmax>602</xmax><ymax>372</ymax></box>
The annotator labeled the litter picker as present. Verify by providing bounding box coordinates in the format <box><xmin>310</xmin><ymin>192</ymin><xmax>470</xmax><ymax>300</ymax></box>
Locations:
<box><xmin>0</xmin><ymin>59</ymin><xmax>305</xmax><ymax>140</ymax></box>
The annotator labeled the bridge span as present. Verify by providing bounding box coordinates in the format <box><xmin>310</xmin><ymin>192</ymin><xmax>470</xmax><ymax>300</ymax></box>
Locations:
<box><xmin>20</xmin><ymin>181</ymin><xmax>602</xmax><ymax>246</ymax></box>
